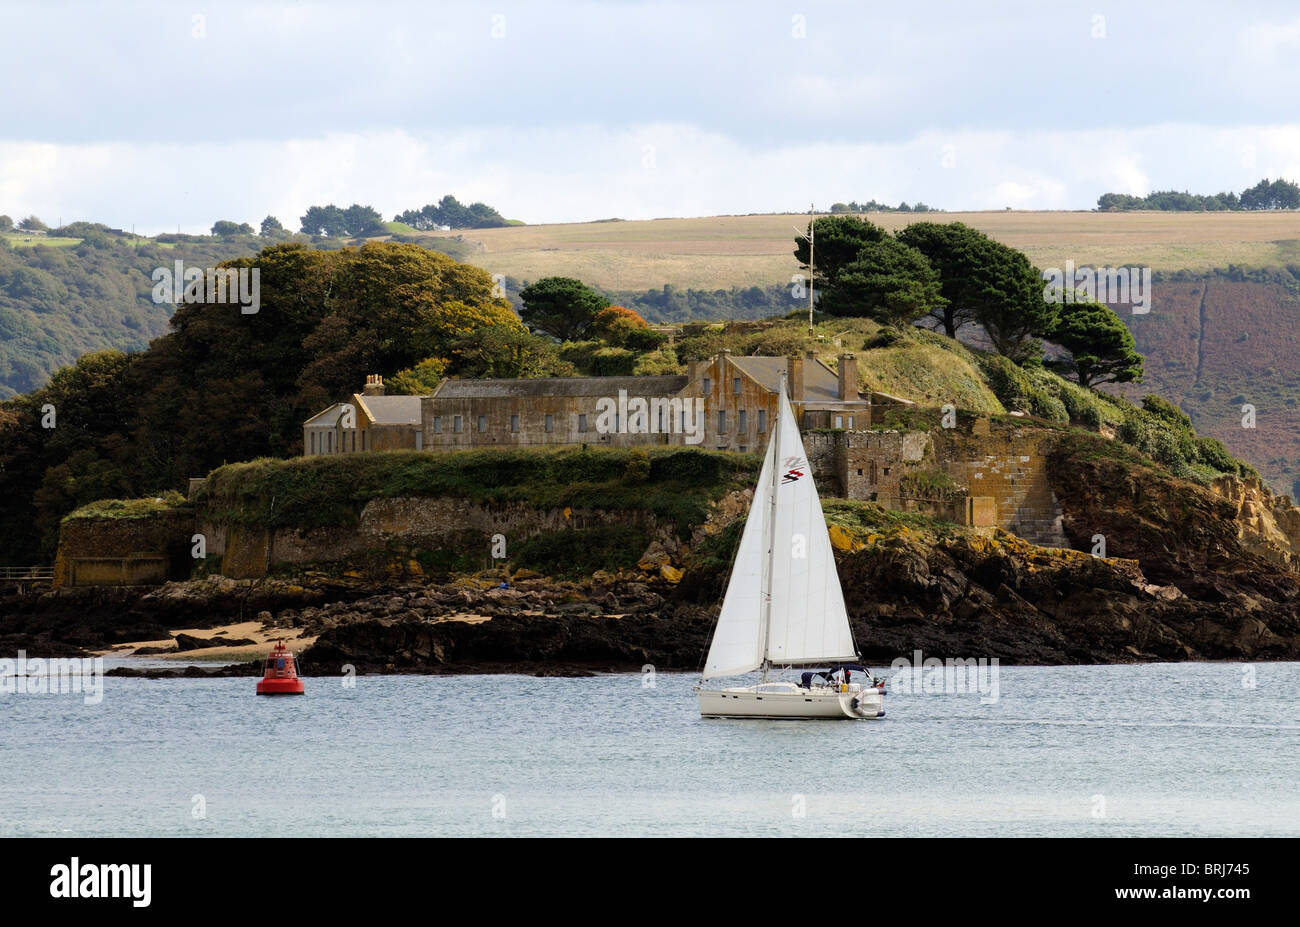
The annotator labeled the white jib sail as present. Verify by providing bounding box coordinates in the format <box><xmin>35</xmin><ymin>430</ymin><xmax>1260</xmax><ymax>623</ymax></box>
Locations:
<box><xmin>763</xmin><ymin>387</ymin><xmax>858</xmax><ymax>666</ymax></box>
<box><xmin>701</xmin><ymin>422</ymin><xmax>776</xmax><ymax>679</ymax></box>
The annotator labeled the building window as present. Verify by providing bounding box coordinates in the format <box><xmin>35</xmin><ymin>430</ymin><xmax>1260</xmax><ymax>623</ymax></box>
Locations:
<box><xmin>478</xmin><ymin>415</ymin><xmax>487</xmax><ymax>433</ymax></box>
<box><xmin>883</xmin><ymin>467</ymin><xmax>891</xmax><ymax>476</ymax></box>
<box><xmin>717</xmin><ymin>410</ymin><xmax>727</xmax><ymax>433</ymax></box>
<box><xmin>657</xmin><ymin>405</ymin><xmax>664</xmax><ymax>432</ymax></box>
<box><xmin>738</xmin><ymin>410</ymin><xmax>747</xmax><ymax>433</ymax></box>
<box><xmin>835</xmin><ymin>415</ymin><xmax>843</xmax><ymax>428</ymax></box>
<box><xmin>327</xmin><ymin>432</ymin><xmax>333</xmax><ymax>453</ymax></box>
<box><xmin>511</xmin><ymin>414</ymin><xmax>519</xmax><ymax>433</ymax></box>
<box><xmin>733</xmin><ymin>377</ymin><xmax>741</xmax><ymax>395</ymax></box>
<box><xmin>847</xmin><ymin>416</ymin><xmax>854</xmax><ymax>429</ymax></box>
<box><xmin>703</xmin><ymin>377</ymin><xmax>711</xmax><ymax>394</ymax></box>
<box><xmin>739</xmin><ymin>446</ymin><xmax>747</xmax><ymax>453</ymax></box>
<box><xmin>361</xmin><ymin>431</ymin><xmax>366</xmax><ymax>451</ymax></box>
<box><xmin>614</xmin><ymin>412</ymin><xmax>620</xmax><ymax>432</ymax></box>
<box><xmin>545</xmin><ymin>414</ymin><xmax>554</xmax><ymax>433</ymax></box>
<box><xmin>578</xmin><ymin>413</ymin><xmax>588</xmax><ymax>433</ymax></box>
<box><xmin>310</xmin><ymin>432</ymin><xmax>316</xmax><ymax>454</ymax></box>
<box><xmin>433</xmin><ymin>416</ymin><xmax>443</xmax><ymax>434</ymax></box>
<box><xmin>856</xmin><ymin>468</ymin><xmax>863</xmax><ymax>476</ymax></box>
<box><xmin>454</xmin><ymin>415</ymin><xmax>463</xmax><ymax>433</ymax></box>
<box><xmin>758</xmin><ymin>410</ymin><xmax>767</xmax><ymax>432</ymax></box>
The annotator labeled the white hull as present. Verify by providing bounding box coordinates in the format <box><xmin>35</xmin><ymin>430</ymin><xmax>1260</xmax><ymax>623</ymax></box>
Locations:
<box><xmin>698</xmin><ymin>682</ymin><xmax>884</xmax><ymax>720</ymax></box>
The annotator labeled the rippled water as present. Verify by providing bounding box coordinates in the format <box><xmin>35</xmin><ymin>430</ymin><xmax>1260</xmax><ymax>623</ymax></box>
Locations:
<box><xmin>3</xmin><ymin>661</ymin><xmax>1297</xmax><ymax>837</ymax></box>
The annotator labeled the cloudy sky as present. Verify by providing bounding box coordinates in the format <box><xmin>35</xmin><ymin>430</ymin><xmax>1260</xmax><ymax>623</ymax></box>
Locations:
<box><xmin>2</xmin><ymin>0</ymin><xmax>1299</xmax><ymax>233</ymax></box>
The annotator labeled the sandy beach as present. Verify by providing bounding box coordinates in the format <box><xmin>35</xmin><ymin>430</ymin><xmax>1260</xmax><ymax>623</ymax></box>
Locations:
<box><xmin>96</xmin><ymin>620</ymin><xmax>316</xmax><ymax>662</ymax></box>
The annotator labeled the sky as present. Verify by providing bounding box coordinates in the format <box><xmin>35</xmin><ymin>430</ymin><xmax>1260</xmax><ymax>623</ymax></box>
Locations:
<box><xmin>2</xmin><ymin>0</ymin><xmax>1300</xmax><ymax>233</ymax></box>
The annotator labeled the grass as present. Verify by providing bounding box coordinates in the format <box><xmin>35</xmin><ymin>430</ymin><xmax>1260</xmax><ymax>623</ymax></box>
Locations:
<box><xmin>2</xmin><ymin>233</ymin><xmax>82</xmax><ymax>249</ymax></box>
<box><xmin>404</xmin><ymin>211</ymin><xmax>1300</xmax><ymax>291</ymax></box>
<box><xmin>64</xmin><ymin>491</ymin><xmax>190</xmax><ymax>521</ymax></box>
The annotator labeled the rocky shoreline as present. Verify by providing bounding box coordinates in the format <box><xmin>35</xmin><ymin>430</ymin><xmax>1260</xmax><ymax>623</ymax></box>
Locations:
<box><xmin>5</xmin><ymin>511</ymin><xmax>1300</xmax><ymax>675</ymax></box>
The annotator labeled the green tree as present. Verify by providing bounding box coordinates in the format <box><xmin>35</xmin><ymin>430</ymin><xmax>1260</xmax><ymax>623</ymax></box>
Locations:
<box><xmin>969</xmin><ymin>243</ymin><xmax>1056</xmax><ymax>363</ymax></box>
<box><xmin>211</xmin><ymin>220</ymin><xmax>253</xmax><ymax>237</ymax></box>
<box><xmin>1240</xmin><ymin>178</ymin><xmax>1300</xmax><ymax>210</ymax></box>
<box><xmin>386</xmin><ymin>357</ymin><xmax>447</xmax><ymax>394</ymax></box>
<box><xmin>518</xmin><ymin>276</ymin><xmax>609</xmax><ymax>341</ymax></box>
<box><xmin>0</xmin><ymin>215</ymin><xmax>13</xmax><ymax>232</ymax></box>
<box><xmin>450</xmin><ymin>324</ymin><xmax>571</xmax><ymax>378</ymax></box>
<box><xmin>819</xmin><ymin>237</ymin><xmax>946</xmax><ymax>327</ymax></box>
<box><xmin>299</xmin><ymin>204</ymin><xmax>347</xmax><ymax>237</ymax></box>
<box><xmin>260</xmin><ymin>215</ymin><xmax>286</xmax><ymax>237</ymax></box>
<box><xmin>1047</xmin><ymin>300</ymin><xmax>1145</xmax><ymax>388</ymax></box>
<box><xmin>342</xmin><ymin>204</ymin><xmax>386</xmax><ymax>237</ymax></box>
<box><xmin>897</xmin><ymin>221</ymin><xmax>1008</xmax><ymax>337</ymax></box>
<box><xmin>18</xmin><ymin>215</ymin><xmax>48</xmax><ymax>232</ymax></box>
<box><xmin>792</xmin><ymin>215</ymin><xmax>887</xmax><ymax>291</ymax></box>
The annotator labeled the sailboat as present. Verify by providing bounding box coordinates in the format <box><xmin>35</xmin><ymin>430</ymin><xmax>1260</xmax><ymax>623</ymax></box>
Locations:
<box><xmin>697</xmin><ymin>371</ymin><xmax>885</xmax><ymax>720</ymax></box>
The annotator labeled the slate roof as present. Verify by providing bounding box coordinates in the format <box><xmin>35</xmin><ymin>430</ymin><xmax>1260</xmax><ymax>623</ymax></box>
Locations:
<box><xmin>357</xmin><ymin>394</ymin><xmax>422</xmax><ymax>425</ymax></box>
<box><xmin>729</xmin><ymin>355</ymin><xmax>843</xmax><ymax>403</ymax></box>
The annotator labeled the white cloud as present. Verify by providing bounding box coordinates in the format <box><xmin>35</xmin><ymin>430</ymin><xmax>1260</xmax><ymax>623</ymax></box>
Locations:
<box><xmin>3</xmin><ymin>122</ymin><xmax>1300</xmax><ymax>233</ymax></box>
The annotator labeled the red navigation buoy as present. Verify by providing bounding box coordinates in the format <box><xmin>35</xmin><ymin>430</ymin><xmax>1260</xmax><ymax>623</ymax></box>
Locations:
<box><xmin>256</xmin><ymin>639</ymin><xmax>305</xmax><ymax>695</ymax></box>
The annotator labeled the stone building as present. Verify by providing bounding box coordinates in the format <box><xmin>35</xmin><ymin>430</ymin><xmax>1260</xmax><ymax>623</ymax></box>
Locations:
<box><xmin>295</xmin><ymin>353</ymin><xmax>1072</xmax><ymax>542</ymax></box>
<box><xmin>304</xmin><ymin>352</ymin><xmax>891</xmax><ymax>456</ymax></box>
<box><xmin>303</xmin><ymin>375</ymin><xmax>423</xmax><ymax>455</ymax></box>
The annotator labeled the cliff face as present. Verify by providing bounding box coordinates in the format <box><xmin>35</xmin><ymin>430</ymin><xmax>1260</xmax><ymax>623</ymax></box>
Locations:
<box><xmin>1209</xmin><ymin>475</ymin><xmax>1300</xmax><ymax>568</ymax></box>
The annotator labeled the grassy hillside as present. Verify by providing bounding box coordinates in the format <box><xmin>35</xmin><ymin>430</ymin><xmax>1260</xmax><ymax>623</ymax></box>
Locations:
<box><xmin>414</xmin><ymin>210</ymin><xmax>1300</xmax><ymax>292</ymax></box>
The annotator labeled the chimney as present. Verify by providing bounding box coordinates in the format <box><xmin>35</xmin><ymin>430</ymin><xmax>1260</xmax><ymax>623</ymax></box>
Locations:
<box><xmin>362</xmin><ymin>374</ymin><xmax>385</xmax><ymax>397</ymax></box>
<box><xmin>838</xmin><ymin>353</ymin><xmax>859</xmax><ymax>401</ymax></box>
<box><xmin>787</xmin><ymin>354</ymin><xmax>805</xmax><ymax>401</ymax></box>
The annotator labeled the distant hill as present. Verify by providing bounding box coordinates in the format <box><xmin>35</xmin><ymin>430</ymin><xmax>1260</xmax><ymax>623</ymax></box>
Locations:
<box><xmin>0</xmin><ymin>227</ymin><xmax>477</xmax><ymax>399</ymax></box>
<box><xmin>0</xmin><ymin>230</ymin><xmax>260</xmax><ymax>398</ymax></box>
<box><xmin>1111</xmin><ymin>269</ymin><xmax>1300</xmax><ymax>497</ymax></box>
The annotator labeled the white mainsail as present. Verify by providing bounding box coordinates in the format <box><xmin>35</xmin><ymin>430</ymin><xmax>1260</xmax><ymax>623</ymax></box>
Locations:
<box><xmin>701</xmin><ymin>373</ymin><xmax>858</xmax><ymax>680</ymax></box>
<box><xmin>764</xmin><ymin>388</ymin><xmax>858</xmax><ymax>666</ymax></box>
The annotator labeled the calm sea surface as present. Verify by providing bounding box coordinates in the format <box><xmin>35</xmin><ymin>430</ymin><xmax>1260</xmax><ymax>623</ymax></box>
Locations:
<box><xmin>3</xmin><ymin>661</ymin><xmax>1298</xmax><ymax>837</ymax></box>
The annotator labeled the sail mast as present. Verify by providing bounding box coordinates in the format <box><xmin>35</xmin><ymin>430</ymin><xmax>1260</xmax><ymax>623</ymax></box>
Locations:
<box><xmin>759</xmin><ymin>372</ymin><xmax>786</xmax><ymax>681</ymax></box>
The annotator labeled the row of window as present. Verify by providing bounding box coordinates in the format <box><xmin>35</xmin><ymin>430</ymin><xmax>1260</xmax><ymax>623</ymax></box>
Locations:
<box><xmin>309</xmin><ymin>429</ymin><xmax>370</xmax><ymax>454</ymax></box>
<box><xmin>430</xmin><ymin>409</ymin><xmax>771</xmax><ymax>435</ymax></box>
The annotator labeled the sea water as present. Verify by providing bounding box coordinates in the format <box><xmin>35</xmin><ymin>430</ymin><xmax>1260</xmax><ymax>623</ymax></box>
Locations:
<box><xmin>2</xmin><ymin>661</ymin><xmax>1297</xmax><ymax>837</ymax></box>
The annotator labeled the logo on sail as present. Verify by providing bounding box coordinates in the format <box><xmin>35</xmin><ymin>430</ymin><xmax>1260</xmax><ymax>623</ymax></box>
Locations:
<box><xmin>780</xmin><ymin>456</ymin><xmax>807</xmax><ymax>484</ymax></box>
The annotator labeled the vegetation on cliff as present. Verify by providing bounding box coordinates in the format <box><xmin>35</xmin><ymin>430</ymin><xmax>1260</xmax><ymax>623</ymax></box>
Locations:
<box><xmin>199</xmin><ymin>446</ymin><xmax>758</xmax><ymax>538</ymax></box>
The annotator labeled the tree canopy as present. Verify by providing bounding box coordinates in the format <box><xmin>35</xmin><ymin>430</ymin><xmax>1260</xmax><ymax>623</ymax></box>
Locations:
<box><xmin>299</xmin><ymin>203</ymin><xmax>386</xmax><ymax>237</ymax></box>
<box><xmin>897</xmin><ymin>221</ymin><xmax>1005</xmax><ymax>337</ymax></box>
<box><xmin>518</xmin><ymin>276</ymin><xmax>609</xmax><ymax>341</ymax></box>
<box><xmin>792</xmin><ymin>215</ymin><xmax>888</xmax><ymax>291</ymax></box>
<box><xmin>211</xmin><ymin>220</ymin><xmax>254</xmax><ymax>237</ymax></box>
<box><xmin>1046</xmin><ymin>299</ymin><xmax>1144</xmax><ymax>388</ymax></box>
<box><xmin>394</xmin><ymin>195</ymin><xmax>510</xmax><ymax>230</ymax></box>
<box><xmin>818</xmin><ymin>237</ymin><xmax>946</xmax><ymax>328</ymax></box>
<box><xmin>0</xmin><ymin>241</ymin><xmax>521</xmax><ymax>562</ymax></box>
